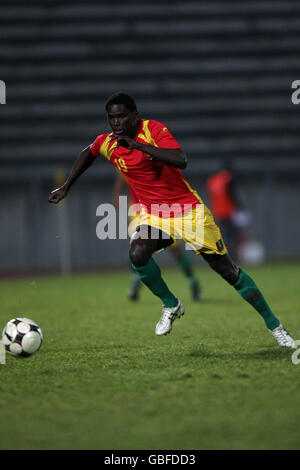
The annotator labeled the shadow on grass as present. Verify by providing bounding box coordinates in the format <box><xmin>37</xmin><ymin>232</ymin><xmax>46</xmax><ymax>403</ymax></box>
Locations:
<box><xmin>189</xmin><ymin>346</ymin><xmax>292</xmax><ymax>361</ymax></box>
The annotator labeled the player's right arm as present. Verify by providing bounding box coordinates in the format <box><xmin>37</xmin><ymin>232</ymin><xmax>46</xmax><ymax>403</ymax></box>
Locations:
<box><xmin>48</xmin><ymin>145</ymin><xmax>96</xmax><ymax>204</ymax></box>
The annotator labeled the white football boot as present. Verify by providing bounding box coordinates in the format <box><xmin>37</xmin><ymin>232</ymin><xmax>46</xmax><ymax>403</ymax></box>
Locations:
<box><xmin>270</xmin><ymin>323</ymin><xmax>296</xmax><ymax>348</ymax></box>
<box><xmin>155</xmin><ymin>299</ymin><xmax>185</xmax><ymax>336</ymax></box>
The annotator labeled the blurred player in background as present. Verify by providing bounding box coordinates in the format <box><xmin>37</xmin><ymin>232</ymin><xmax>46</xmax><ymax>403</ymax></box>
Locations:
<box><xmin>206</xmin><ymin>161</ymin><xmax>251</xmax><ymax>262</ymax></box>
<box><xmin>113</xmin><ymin>172</ymin><xmax>201</xmax><ymax>301</ymax></box>
<box><xmin>49</xmin><ymin>92</ymin><xmax>295</xmax><ymax>349</ymax></box>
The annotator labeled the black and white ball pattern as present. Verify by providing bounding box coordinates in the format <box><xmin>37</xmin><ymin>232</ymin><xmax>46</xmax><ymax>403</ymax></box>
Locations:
<box><xmin>2</xmin><ymin>318</ymin><xmax>43</xmax><ymax>357</ymax></box>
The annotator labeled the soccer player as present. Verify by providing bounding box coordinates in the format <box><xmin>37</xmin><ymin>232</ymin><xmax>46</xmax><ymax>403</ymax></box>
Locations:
<box><xmin>112</xmin><ymin>172</ymin><xmax>201</xmax><ymax>301</ymax></box>
<box><xmin>49</xmin><ymin>92</ymin><xmax>295</xmax><ymax>348</ymax></box>
<box><xmin>206</xmin><ymin>161</ymin><xmax>251</xmax><ymax>262</ymax></box>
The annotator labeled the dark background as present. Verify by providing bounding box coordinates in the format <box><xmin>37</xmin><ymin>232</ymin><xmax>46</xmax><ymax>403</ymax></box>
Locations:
<box><xmin>0</xmin><ymin>0</ymin><xmax>299</xmax><ymax>275</ymax></box>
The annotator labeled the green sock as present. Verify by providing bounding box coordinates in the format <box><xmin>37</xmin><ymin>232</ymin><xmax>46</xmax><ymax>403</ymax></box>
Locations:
<box><xmin>176</xmin><ymin>253</ymin><xmax>199</xmax><ymax>290</ymax></box>
<box><xmin>132</xmin><ymin>258</ymin><xmax>177</xmax><ymax>308</ymax></box>
<box><xmin>176</xmin><ymin>253</ymin><xmax>194</xmax><ymax>278</ymax></box>
<box><xmin>234</xmin><ymin>268</ymin><xmax>280</xmax><ymax>330</ymax></box>
<box><xmin>130</xmin><ymin>271</ymin><xmax>141</xmax><ymax>289</ymax></box>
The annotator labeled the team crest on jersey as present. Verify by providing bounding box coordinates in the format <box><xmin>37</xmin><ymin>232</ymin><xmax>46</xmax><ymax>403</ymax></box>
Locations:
<box><xmin>216</xmin><ymin>239</ymin><xmax>224</xmax><ymax>252</ymax></box>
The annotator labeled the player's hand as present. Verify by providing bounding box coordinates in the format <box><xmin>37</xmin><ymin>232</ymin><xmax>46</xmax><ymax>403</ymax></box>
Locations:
<box><xmin>117</xmin><ymin>135</ymin><xmax>139</xmax><ymax>149</ymax></box>
<box><xmin>48</xmin><ymin>185</ymin><xmax>68</xmax><ymax>204</ymax></box>
<box><xmin>109</xmin><ymin>134</ymin><xmax>140</xmax><ymax>150</ymax></box>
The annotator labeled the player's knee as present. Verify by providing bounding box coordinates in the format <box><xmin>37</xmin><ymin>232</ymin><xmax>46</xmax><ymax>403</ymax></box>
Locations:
<box><xmin>129</xmin><ymin>240</ymin><xmax>151</xmax><ymax>267</ymax></box>
<box><xmin>202</xmin><ymin>253</ymin><xmax>239</xmax><ymax>285</ymax></box>
<box><xmin>220</xmin><ymin>264</ymin><xmax>240</xmax><ymax>285</ymax></box>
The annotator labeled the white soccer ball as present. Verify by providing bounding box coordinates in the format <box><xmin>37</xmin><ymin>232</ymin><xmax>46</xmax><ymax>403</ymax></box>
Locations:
<box><xmin>2</xmin><ymin>318</ymin><xmax>43</xmax><ymax>357</ymax></box>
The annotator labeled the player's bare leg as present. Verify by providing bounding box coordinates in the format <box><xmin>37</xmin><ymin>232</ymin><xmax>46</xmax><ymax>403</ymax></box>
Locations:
<box><xmin>201</xmin><ymin>252</ymin><xmax>295</xmax><ymax>348</ymax></box>
<box><xmin>129</xmin><ymin>226</ymin><xmax>184</xmax><ymax>335</ymax></box>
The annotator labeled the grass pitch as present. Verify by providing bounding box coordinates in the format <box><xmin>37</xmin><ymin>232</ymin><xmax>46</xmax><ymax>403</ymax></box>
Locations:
<box><xmin>0</xmin><ymin>262</ymin><xmax>300</xmax><ymax>450</ymax></box>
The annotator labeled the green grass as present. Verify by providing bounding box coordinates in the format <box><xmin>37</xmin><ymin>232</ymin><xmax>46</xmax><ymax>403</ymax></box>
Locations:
<box><xmin>0</xmin><ymin>262</ymin><xmax>300</xmax><ymax>450</ymax></box>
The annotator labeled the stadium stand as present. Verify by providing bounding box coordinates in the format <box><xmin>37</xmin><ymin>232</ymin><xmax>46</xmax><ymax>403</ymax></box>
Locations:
<box><xmin>1</xmin><ymin>1</ymin><xmax>300</xmax><ymax>273</ymax></box>
<box><xmin>1</xmin><ymin>0</ymin><xmax>300</xmax><ymax>165</ymax></box>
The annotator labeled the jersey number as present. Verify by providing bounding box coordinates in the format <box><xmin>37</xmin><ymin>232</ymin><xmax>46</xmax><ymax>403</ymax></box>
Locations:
<box><xmin>114</xmin><ymin>157</ymin><xmax>128</xmax><ymax>172</ymax></box>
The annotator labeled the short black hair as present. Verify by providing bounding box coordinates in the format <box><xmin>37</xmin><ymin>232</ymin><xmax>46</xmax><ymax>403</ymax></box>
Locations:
<box><xmin>105</xmin><ymin>92</ymin><xmax>137</xmax><ymax>112</ymax></box>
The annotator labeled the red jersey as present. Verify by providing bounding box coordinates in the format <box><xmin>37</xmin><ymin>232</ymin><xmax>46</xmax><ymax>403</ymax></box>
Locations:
<box><xmin>127</xmin><ymin>184</ymin><xmax>140</xmax><ymax>206</ymax></box>
<box><xmin>206</xmin><ymin>169</ymin><xmax>237</xmax><ymax>220</ymax></box>
<box><xmin>90</xmin><ymin>119</ymin><xmax>202</xmax><ymax>217</ymax></box>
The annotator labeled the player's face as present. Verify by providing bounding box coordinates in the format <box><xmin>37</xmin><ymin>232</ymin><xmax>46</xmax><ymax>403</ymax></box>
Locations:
<box><xmin>107</xmin><ymin>104</ymin><xmax>138</xmax><ymax>138</ymax></box>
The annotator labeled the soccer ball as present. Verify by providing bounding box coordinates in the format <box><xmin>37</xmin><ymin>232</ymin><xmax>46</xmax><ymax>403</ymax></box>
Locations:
<box><xmin>2</xmin><ymin>318</ymin><xmax>43</xmax><ymax>357</ymax></box>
